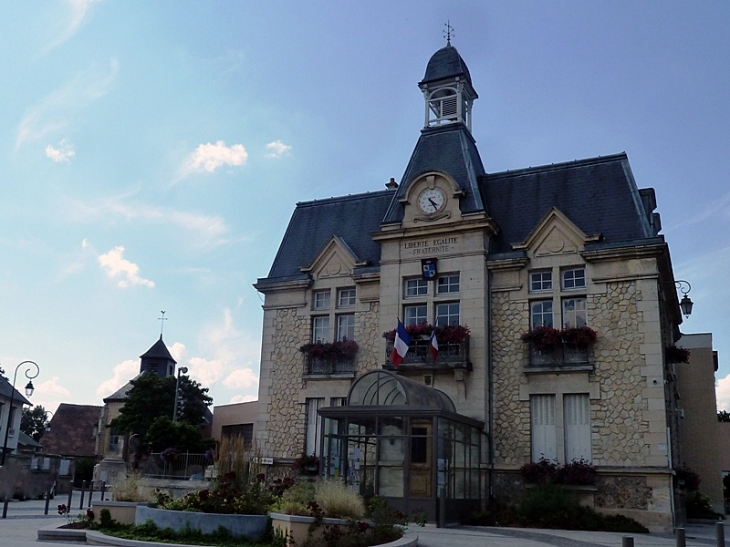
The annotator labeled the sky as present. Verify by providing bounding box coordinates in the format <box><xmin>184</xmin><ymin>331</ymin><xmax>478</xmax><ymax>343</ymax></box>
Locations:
<box><xmin>2</xmin><ymin>1</ymin><xmax>730</xmax><ymax>415</ymax></box>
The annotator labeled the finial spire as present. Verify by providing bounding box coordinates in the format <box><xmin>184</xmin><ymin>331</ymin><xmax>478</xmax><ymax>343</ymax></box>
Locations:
<box><xmin>444</xmin><ymin>20</ymin><xmax>454</xmax><ymax>46</ymax></box>
<box><xmin>159</xmin><ymin>311</ymin><xmax>167</xmax><ymax>339</ymax></box>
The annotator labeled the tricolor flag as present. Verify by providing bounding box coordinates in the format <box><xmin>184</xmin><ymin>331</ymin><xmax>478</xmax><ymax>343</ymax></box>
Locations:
<box><xmin>392</xmin><ymin>319</ymin><xmax>411</xmax><ymax>367</ymax></box>
<box><xmin>430</xmin><ymin>330</ymin><xmax>439</xmax><ymax>360</ymax></box>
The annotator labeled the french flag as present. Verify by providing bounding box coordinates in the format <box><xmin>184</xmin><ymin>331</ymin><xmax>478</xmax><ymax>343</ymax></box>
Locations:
<box><xmin>430</xmin><ymin>330</ymin><xmax>439</xmax><ymax>360</ymax></box>
<box><xmin>392</xmin><ymin>319</ymin><xmax>411</xmax><ymax>367</ymax></box>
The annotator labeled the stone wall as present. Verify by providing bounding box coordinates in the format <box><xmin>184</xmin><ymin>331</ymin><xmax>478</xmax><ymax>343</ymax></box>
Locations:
<box><xmin>261</xmin><ymin>308</ymin><xmax>308</xmax><ymax>457</ymax></box>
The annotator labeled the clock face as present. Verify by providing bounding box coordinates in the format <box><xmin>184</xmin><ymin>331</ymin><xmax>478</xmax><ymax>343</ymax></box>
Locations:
<box><xmin>418</xmin><ymin>188</ymin><xmax>445</xmax><ymax>214</ymax></box>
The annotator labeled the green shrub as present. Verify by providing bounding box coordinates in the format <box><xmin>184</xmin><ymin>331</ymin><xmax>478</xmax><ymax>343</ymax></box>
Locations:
<box><xmin>685</xmin><ymin>491</ymin><xmax>723</xmax><ymax>519</ymax></box>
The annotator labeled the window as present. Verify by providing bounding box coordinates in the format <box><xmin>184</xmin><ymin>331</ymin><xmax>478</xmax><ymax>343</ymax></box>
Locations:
<box><xmin>437</xmin><ymin>274</ymin><xmax>460</xmax><ymax>294</ymax></box>
<box><xmin>336</xmin><ymin>314</ymin><xmax>355</xmax><ymax>341</ymax></box>
<box><xmin>435</xmin><ymin>302</ymin><xmax>460</xmax><ymax>327</ymax></box>
<box><xmin>312</xmin><ymin>316</ymin><xmax>330</xmax><ymax>343</ymax></box>
<box><xmin>531</xmin><ymin>395</ymin><xmax>557</xmax><ymax>461</ymax></box>
<box><xmin>564</xmin><ymin>394</ymin><xmax>591</xmax><ymax>462</ymax></box>
<box><xmin>305</xmin><ymin>398</ymin><xmax>325</xmax><ymax>457</ymax></box>
<box><xmin>314</xmin><ymin>290</ymin><xmax>331</xmax><ymax>310</ymax></box>
<box><xmin>530</xmin><ymin>300</ymin><xmax>553</xmax><ymax>328</ymax></box>
<box><xmin>405</xmin><ymin>278</ymin><xmax>428</xmax><ymax>297</ymax></box>
<box><xmin>562</xmin><ymin>268</ymin><xmax>586</xmax><ymax>290</ymax></box>
<box><xmin>562</xmin><ymin>298</ymin><xmax>587</xmax><ymax>328</ymax></box>
<box><xmin>404</xmin><ymin>305</ymin><xmax>428</xmax><ymax>326</ymax></box>
<box><xmin>530</xmin><ymin>271</ymin><xmax>552</xmax><ymax>292</ymax></box>
<box><xmin>337</xmin><ymin>288</ymin><xmax>356</xmax><ymax>308</ymax></box>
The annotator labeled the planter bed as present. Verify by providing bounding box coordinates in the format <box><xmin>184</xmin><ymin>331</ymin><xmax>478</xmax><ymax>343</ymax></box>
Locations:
<box><xmin>135</xmin><ymin>505</ymin><xmax>268</xmax><ymax>539</ymax></box>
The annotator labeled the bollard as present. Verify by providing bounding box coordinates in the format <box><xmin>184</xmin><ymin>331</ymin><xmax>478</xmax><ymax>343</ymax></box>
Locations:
<box><xmin>622</xmin><ymin>537</ymin><xmax>634</xmax><ymax>547</ymax></box>
<box><xmin>716</xmin><ymin>521</ymin><xmax>725</xmax><ymax>547</ymax></box>
<box><xmin>676</xmin><ymin>527</ymin><xmax>686</xmax><ymax>547</ymax></box>
<box><xmin>67</xmin><ymin>487</ymin><xmax>73</xmax><ymax>511</ymax></box>
<box><xmin>79</xmin><ymin>480</ymin><xmax>86</xmax><ymax>510</ymax></box>
<box><xmin>87</xmin><ymin>480</ymin><xmax>94</xmax><ymax>507</ymax></box>
<box><xmin>100</xmin><ymin>481</ymin><xmax>106</xmax><ymax>501</ymax></box>
<box><xmin>2</xmin><ymin>498</ymin><xmax>8</xmax><ymax>519</ymax></box>
<box><xmin>44</xmin><ymin>491</ymin><xmax>51</xmax><ymax>515</ymax></box>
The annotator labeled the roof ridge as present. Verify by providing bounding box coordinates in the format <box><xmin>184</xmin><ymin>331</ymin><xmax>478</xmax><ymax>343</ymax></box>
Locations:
<box><xmin>485</xmin><ymin>152</ymin><xmax>628</xmax><ymax>179</ymax></box>
<box><xmin>296</xmin><ymin>189</ymin><xmax>395</xmax><ymax>208</ymax></box>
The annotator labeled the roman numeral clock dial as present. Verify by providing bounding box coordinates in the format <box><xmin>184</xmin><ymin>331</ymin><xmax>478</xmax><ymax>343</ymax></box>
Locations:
<box><xmin>417</xmin><ymin>187</ymin><xmax>445</xmax><ymax>214</ymax></box>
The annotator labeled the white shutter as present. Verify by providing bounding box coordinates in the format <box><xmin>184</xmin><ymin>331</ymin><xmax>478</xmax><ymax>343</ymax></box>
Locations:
<box><xmin>531</xmin><ymin>395</ymin><xmax>557</xmax><ymax>461</ymax></box>
<box><xmin>564</xmin><ymin>394</ymin><xmax>591</xmax><ymax>462</ymax></box>
<box><xmin>305</xmin><ymin>398</ymin><xmax>324</xmax><ymax>456</ymax></box>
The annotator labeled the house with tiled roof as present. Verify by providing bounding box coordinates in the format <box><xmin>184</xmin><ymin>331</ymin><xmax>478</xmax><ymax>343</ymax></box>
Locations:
<box><xmin>41</xmin><ymin>403</ymin><xmax>102</xmax><ymax>459</ymax></box>
<box><xmin>254</xmin><ymin>41</ymin><xmax>690</xmax><ymax>531</ymax></box>
<box><xmin>0</xmin><ymin>375</ymin><xmax>32</xmax><ymax>461</ymax></box>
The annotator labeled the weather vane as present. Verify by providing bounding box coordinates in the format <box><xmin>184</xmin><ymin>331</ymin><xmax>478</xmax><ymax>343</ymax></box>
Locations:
<box><xmin>444</xmin><ymin>21</ymin><xmax>454</xmax><ymax>45</ymax></box>
<box><xmin>159</xmin><ymin>311</ymin><xmax>167</xmax><ymax>338</ymax></box>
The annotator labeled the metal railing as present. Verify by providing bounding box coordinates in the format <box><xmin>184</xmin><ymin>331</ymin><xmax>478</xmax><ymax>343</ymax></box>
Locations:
<box><xmin>141</xmin><ymin>452</ymin><xmax>210</xmax><ymax>479</ymax></box>
<box><xmin>304</xmin><ymin>356</ymin><xmax>356</xmax><ymax>376</ymax></box>
<box><xmin>528</xmin><ymin>343</ymin><xmax>590</xmax><ymax>367</ymax></box>
<box><xmin>385</xmin><ymin>336</ymin><xmax>470</xmax><ymax>369</ymax></box>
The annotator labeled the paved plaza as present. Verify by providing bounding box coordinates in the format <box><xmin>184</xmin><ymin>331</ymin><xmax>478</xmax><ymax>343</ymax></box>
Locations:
<box><xmin>1</xmin><ymin>494</ymin><xmax>728</xmax><ymax>547</ymax></box>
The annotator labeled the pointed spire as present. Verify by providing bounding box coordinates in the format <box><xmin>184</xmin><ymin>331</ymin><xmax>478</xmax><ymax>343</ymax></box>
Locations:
<box><xmin>444</xmin><ymin>21</ymin><xmax>454</xmax><ymax>46</ymax></box>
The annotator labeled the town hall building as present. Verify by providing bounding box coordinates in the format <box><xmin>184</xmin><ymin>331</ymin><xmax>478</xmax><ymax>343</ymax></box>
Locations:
<box><xmin>254</xmin><ymin>41</ymin><xmax>687</xmax><ymax>531</ymax></box>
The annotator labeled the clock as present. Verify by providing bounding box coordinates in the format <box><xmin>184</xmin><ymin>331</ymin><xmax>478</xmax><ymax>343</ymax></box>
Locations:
<box><xmin>418</xmin><ymin>187</ymin><xmax>445</xmax><ymax>214</ymax></box>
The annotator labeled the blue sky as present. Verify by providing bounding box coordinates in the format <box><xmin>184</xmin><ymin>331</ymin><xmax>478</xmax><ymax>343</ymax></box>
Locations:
<box><xmin>3</xmin><ymin>1</ymin><xmax>730</xmax><ymax>414</ymax></box>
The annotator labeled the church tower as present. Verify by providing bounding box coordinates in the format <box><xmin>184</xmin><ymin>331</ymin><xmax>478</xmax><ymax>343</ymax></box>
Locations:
<box><xmin>139</xmin><ymin>336</ymin><xmax>176</xmax><ymax>378</ymax></box>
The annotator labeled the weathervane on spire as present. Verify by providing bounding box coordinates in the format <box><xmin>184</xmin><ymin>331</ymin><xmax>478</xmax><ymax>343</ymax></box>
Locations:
<box><xmin>159</xmin><ymin>310</ymin><xmax>167</xmax><ymax>339</ymax></box>
<box><xmin>444</xmin><ymin>21</ymin><xmax>454</xmax><ymax>45</ymax></box>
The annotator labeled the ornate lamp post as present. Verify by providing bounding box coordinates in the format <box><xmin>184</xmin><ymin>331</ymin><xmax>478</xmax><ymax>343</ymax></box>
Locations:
<box><xmin>172</xmin><ymin>366</ymin><xmax>188</xmax><ymax>423</ymax></box>
<box><xmin>1</xmin><ymin>361</ymin><xmax>40</xmax><ymax>465</ymax></box>
<box><xmin>675</xmin><ymin>280</ymin><xmax>694</xmax><ymax>318</ymax></box>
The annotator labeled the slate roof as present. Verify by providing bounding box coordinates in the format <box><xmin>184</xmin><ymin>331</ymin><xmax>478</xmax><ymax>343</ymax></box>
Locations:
<box><xmin>259</xmin><ymin>190</ymin><xmax>394</xmax><ymax>285</ymax></box>
<box><xmin>140</xmin><ymin>337</ymin><xmax>176</xmax><ymax>363</ymax></box>
<box><xmin>420</xmin><ymin>43</ymin><xmax>473</xmax><ymax>87</ymax></box>
<box><xmin>0</xmin><ymin>376</ymin><xmax>32</xmax><ymax>406</ymax></box>
<box><xmin>40</xmin><ymin>403</ymin><xmax>102</xmax><ymax>458</ymax></box>
<box><xmin>481</xmin><ymin>153</ymin><xmax>658</xmax><ymax>255</ymax></box>
<box><xmin>103</xmin><ymin>374</ymin><xmax>138</xmax><ymax>403</ymax></box>
<box><xmin>382</xmin><ymin>124</ymin><xmax>486</xmax><ymax>224</ymax></box>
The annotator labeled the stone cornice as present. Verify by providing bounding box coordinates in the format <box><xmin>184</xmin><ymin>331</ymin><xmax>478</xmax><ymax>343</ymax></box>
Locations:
<box><xmin>253</xmin><ymin>278</ymin><xmax>311</xmax><ymax>294</ymax></box>
<box><xmin>372</xmin><ymin>218</ymin><xmax>497</xmax><ymax>242</ymax></box>
<box><xmin>580</xmin><ymin>242</ymin><xmax>667</xmax><ymax>263</ymax></box>
<box><xmin>486</xmin><ymin>256</ymin><xmax>529</xmax><ymax>271</ymax></box>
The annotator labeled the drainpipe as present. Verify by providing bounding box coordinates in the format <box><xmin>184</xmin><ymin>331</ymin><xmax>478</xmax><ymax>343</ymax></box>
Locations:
<box><xmin>487</xmin><ymin>268</ymin><xmax>494</xmax><ymax>499</ymax></box>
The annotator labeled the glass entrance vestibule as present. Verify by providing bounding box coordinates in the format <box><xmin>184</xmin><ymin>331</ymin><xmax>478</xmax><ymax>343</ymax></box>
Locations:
<box><xmin>318</xmin><ymin>370</ymin><xmax>484</xmax><ymax>523</ymax></box>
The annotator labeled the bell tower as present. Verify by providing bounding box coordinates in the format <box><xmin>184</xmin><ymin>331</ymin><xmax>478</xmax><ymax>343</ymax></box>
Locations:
<box><xmin>418</xmin><ymin>37</ymin><xmax>478</xmax><ymax>132</ymax></box>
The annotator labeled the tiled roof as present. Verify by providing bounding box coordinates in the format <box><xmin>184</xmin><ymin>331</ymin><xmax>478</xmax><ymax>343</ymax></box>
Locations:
<box><xmin>481</xmin><ymin>153</ymin><xmax>657</xmax><ymax>255</ymax></box>
<box><xmin>420</xmin><ymin>44</ymin><xmax>473</xmax><ymax>86</ymax></box>
<box><xmin>382</xmin><ymin>124</ymin><xmax>486</xmax><ymax>224</ymax></box>
<box><xmin>140</xmin><ymin>337</ymin><xmax>176</xmax><ymax>362</ymax></box>
<box><xmin>0</xmin><ymin>376</ymin><xmax>32</xmax><ymax>406</ymax></box>
<box><xmin>40</xmin><ymin>403</ymin><xmax>102</xmax><ymax>458</ymax></box>
<box><xmin>260</xmin><ymin>190</ymin><xmax>394</xmax><ymax>284</ymax></box>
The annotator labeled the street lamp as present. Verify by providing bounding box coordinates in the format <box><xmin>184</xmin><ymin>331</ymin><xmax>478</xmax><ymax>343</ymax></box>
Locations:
<box><xmin>675</xmin><ymin>280</ymin><xmax>694</xmax><ymax>318</ymax></box>
<box><xmin>1</xmin><ymin>361</ymin><xmax>40</xmax><ymax>465</ymax></box>
<box><xmin>172</xmin><ymin>366</ymin><xmax>188</xmax><ymax>423</ymax></box>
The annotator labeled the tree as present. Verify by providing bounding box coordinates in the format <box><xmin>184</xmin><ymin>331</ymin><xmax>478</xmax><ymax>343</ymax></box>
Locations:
<box><xmin>718</xmin><ymin>410</ymin><xmax>730</xmax><ymax>422</ymax></box>
<box><xmin>109</xmin><ymin>372</ymin><xmax>212</xmax><ymax>449</ymax></box>
<box><xmin>21</xmin><ymin>405</ymin><xmax>49</xmax><ymax>441</ymax></box>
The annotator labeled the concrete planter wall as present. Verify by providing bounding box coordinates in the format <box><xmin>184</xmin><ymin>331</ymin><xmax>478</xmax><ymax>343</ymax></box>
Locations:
<box><xmin>269</xmin><ymin>512</ymin><xmax>351</xmax><ymax>547</ymax></box>
<box><xmin>92</xmin><ymin>501</ymin><xmax>148</xmax><ymax>525</ymax></box>
<box><xmin>135</xmin><ymin>506</ymin><xmax>268</xmax><ymax>539</ymax></box>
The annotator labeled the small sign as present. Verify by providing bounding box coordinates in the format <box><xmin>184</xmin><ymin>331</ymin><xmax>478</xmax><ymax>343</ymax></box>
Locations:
<box><xmin>421</xmin><ymin>258</ymin><xmax>438</xmax><ymax>280</ymax></box>
<box><xmin>261</xmin><ymin>457</ymin><xmax>274</xmax><ymax>465</ymax></box>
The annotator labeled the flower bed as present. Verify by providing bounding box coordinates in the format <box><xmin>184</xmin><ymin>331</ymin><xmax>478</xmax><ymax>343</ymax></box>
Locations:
<box><xmin>135</xmin><ymin>505</ymin><xmax>268</xmax><ymax>539</ymax></box>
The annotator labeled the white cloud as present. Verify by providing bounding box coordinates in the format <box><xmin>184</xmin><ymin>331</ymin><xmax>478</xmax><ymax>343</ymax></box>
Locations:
<box><xmin>16</xmin><ymin>59</ymin><xmax>118</xmax><ymax>148</ymax></box>
<box><xmin>223</xmin><ymin>369</ymin><xmax>258</xmax><ymax>389</ymax></box>
<box><xmin>35</xmin><ymin>376</ymin><xmax>72</xmax><ymax>397</ymax></box>
<box><xmin>180</xmin><ymin>141</ymin><xmax>248</xmax><ymax>177</ymax></box>
<box><xmin>96</xmin><ymin>359</ymin><xmax>138</xmax><ymax>398</ymax></box>
<box><xmin>81</xmin><ymin>238</ymin><xmax>88</xmax><ymax>248</ymax></box>
<box><xmin>717</xmin><ymin>373</ymin><xmax>730</xmax><ymax>412</ymax></box>
<box><xmin>188</xmin><ymin>356</ymin><xmax>226</xmax><ymax>386</ymax></box>
<box><xmin>98</xmin><ymin>246</ymin><xmax>154</xmax><ymax>288</ymax></box>
<box><xmin>63</xmin><ymin>194</ymin><xmax>230</xmax><ymax>249</ymax></box>
<box><xmin>169</xmin><ymin>342</ymin><xmax>187</xmax><ymax>363</ymax></box>
<box><xmin>44</xmin><ymin>0</ymin><xmax>103</xmax><ymax>53</ymax></box>
<box><xmin>265</xmin><ymin>140</ymin><xmax>292</xmax><ymax>158</ymax></box>
<box><xmin>229</xmin><ymin>395</ymin><xmax>257</xmax><ymax>404</ymax></box>
<box><xmin>45</xmin><ymin>139</ymin><xmax>76</xmax><ymax>162</ymax></box>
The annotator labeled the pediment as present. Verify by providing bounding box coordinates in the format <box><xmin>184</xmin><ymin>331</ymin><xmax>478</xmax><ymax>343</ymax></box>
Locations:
<box><xmin>300</xmin><ymin>235</ymin><xmax>363</xmax><ymax>279</ymax></box>
<box><xmin>512</xmin><ymin>207</ymin><xmax>600</xmax><ymax>256</ymax></box>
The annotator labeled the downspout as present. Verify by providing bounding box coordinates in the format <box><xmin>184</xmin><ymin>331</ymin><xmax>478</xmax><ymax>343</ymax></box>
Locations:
<box><xmin>487</xmin><ymin>268</ymin><xmax>494</xmax><ymax>499</ymax></box>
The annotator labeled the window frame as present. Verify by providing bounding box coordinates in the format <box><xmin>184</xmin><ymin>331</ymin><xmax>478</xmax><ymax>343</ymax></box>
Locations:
<box><xmin>404</xmin><ymin>304</ymin><xmax>428</xmax><ymax>326</ymax></box>
<box><xmin>437</xmin><ymin>274</ymin><xmax>460</xmax><ymax>295</ymax></box>
<box><xmin>337</xmin><ymin>288</ymin><xmax>356</xmax><ymax>308</ymax></box>
<box><xmin>529</xmin><ymin>271</ymin><xmax>553</xmax><ymax>293</ymax></box>
<box><xmin>530</xmin><ymin>300</ymin><xmax>554</xmax><ymax>328</ymax></box>
<box><xmin>336</xmin><ymin>313</ymin><xmax>355</xmax><ymax>341</ymax></box>
<box><xmin>404</xmin><ymin>278</ymin><xmax>428</xmax><ymax>298</ymax></box>
<box><xmin>435</xmin><ymin>301</ymin><xmax>460</xmax><ymax>327</ymax></box>
<box><xmin>312</xmin><ymin>316</ymin><xmax>330</xmax><ymax>343</ymax></box>
<box><xmin>562</xmin><ymin>268</ymin><xmax>586</xmax><ymax>290</ymax></box>
<box><xmin>562</xmin><ymin>297</ymin><xmax>587</xmax><ymax>329</ymax></box>
<box><xmin>313</xmin><ymin>290</ymin><xmax>331</xmax><ymax>311</ymax></box>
